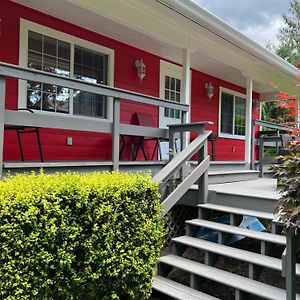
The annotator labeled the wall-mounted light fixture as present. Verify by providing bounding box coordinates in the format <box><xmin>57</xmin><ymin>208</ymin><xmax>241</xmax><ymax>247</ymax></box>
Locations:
<box><xmin>135</xmin><ymin>58</ymin><xmax>146</xmax><ymax>82</ymax></box>
<box><xmin>205</xmin><ymin>82</ymin><xmax>214</xmax><ymax>100</ymax></box>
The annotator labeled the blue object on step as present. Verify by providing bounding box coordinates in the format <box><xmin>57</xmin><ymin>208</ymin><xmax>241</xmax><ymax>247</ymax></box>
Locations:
<box><xmin>196</xmin><ymin>215</ymin><xmax>266</xmax><ymax>245</ymax></box>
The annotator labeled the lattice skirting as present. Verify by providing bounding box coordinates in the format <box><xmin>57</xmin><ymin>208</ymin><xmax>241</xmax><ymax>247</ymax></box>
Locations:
<box><xmin>165</xmin><ymin>205</ymin><xmax>198</xmax><ymax>245</ymax></box>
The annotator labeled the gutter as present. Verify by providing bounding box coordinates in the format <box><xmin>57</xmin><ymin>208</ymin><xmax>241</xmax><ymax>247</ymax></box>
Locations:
<box><xmin>158</xmin><ymin>0</ymin><xmax>299</xmax><ymax>79</ymax></box>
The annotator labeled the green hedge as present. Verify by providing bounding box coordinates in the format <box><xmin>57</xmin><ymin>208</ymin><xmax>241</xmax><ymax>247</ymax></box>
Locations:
<box><xmin>0</xmin><ymin>171</ymin><xmax>165</xmax><ymax>300</ymax></box>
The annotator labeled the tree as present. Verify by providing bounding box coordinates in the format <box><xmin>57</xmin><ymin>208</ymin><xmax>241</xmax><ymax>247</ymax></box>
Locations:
<box><xmin>276</xmin><ymin>0</ymin><xmax>300</xmax><ymax>65</ymax></box>
<box><xmin>262</xmin><ymin>0</ymin><xmax>300</xmax><ymax>132</ymax></box>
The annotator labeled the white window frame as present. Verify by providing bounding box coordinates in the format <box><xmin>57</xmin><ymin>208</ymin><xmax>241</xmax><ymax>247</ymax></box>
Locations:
<box><xmin>159</xmin><ymin>60</ymin><xmax>183</xmax><ymax>128</ymax></box>
<box><xmin>19</xmin><ymin>19</ymin><xmax>115</xmax><ymax>121</ymax></box>
<box><xmin>218</xmin><ymin>87</ymin><xmax>246</xmax><ymax>140</ymax></box>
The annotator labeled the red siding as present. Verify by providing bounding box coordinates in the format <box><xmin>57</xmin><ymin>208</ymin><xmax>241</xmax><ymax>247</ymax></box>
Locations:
<box><xmin>191</xmin><ymin>70</ymin><xmax>260</xmax><ymax>161</ymax></box>
<box><xmin>0</xmin><ymin>0</ymin><xmax>259</xmax><ymax>162</ymax></box>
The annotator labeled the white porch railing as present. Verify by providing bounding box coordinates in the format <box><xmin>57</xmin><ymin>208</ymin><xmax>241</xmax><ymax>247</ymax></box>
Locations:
<box><xmin>0</xmin><ymin>61</ymin><xmax>189</xmax><ymax>175</ymax></box>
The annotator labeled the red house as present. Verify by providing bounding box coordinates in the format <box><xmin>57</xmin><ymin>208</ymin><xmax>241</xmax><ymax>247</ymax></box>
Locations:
<box><xmin>2</xmin><ymin>2</ymin><xmax>300</xmax><ymax>298</ymax></box>
<box><xmin>0</xmin><ymin>0</ymin><xmax>299</xmax><ymax>175</ymax></box>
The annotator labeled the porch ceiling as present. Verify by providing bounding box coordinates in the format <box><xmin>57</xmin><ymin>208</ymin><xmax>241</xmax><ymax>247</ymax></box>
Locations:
<box><xmin>13</xmin><ymin>0</ymin><xmax>300</xmax><ymax>98</ymax></box>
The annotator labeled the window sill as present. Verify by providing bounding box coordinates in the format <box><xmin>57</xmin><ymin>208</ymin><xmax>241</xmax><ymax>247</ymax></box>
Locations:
<box><xmin>27</xmin><ymin>109</ymin><xmax>111</xmax><ymax>122</ymax></box>
<box><xmin>218</xmin><ymin>133</ymin><xmax>246</xmax><ymax>141</ymax></box>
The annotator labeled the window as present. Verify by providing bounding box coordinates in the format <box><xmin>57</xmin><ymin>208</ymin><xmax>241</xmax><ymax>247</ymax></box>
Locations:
<box><xmin>73</xmin><ymin>46</ymin><xmax>107</xmax><ymax>118</ymax></box>
<box><xmin>20</xmin><ymin>20</ymin><xmax>114</xmax><ymax>119</ymax></box>
<box><xmin>164</xmin><ymin>75</ymin><xmax>181</xmax><ymax>119</ymax></box>
<box><xmin>159</xmin><ymin>60</ymin><xmax>183</xmax><ymax>128</ymax></box>
<box><xmin>27</xmin><ymin>31</ymin><xmax>71</xmax><ymax>113</ymax></box>
<box><xmin>220</xmin><ymin>88</ymin><xmax>246</xmax><ymax>137</ymax></box>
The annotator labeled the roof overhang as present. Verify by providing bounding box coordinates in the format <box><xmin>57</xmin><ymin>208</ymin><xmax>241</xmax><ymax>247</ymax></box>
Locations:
<box><xmin>12</xmin><ymin>0</ymin><xmax>300</xmax><ymax>99</ymax></box>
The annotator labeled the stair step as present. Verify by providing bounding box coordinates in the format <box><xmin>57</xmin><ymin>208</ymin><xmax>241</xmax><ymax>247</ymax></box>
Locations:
<box><xmin>159</xmin><ymin>255</ymin><xmax>300</xmax><ymax>300</ymax></box>
<box><xmin>208</xmin><ymin>170</ymin><xmax>259</xmax><ymax>184</ymax></box>
<box><xmin>173</xmin><ymin>236</ymin><xmax>300</xmax><ymax>275</ymax></box>
<box><xmin>153</xmin><ymin>275</ymin><xmax>220</xmax><ymax>300</ymax></box>
<box><xmin>198</xmin><ymin>203</ymin><xmax>274</xmax><ymax>220</ymax></box>
<box><xmin>186</xmin><ymin>219</ymin><xmax>286</xmax><ymax>245</ymax></box>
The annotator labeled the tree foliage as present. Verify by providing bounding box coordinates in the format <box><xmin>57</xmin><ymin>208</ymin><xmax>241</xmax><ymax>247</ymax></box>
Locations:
<box><xmin>271</xmin><ymin>143</ymin><xmax>300</xmax><ymax>230</ymax></box>
<box><xmin>276</xmin><ymin>0</ymin><xmax>300</xmax><ymax>65</ymax></box>
<box><xmin>262</xmin><ymin>1</ymin><xmax>300</xmax><ymax>131</ymax></box>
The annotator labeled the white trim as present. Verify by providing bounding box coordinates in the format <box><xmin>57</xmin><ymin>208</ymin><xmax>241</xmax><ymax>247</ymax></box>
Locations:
<box><xmin>245</xmin><ymin>77</ymin><xmax>253</xmax><ymax>164</ymax></box>
<box><xmin>18</xmin><ymin>19</ymin><xmax>115</xmax><ymax>121</ymax></box>
<box><xmin>218</xmin><ymin>86</ymin><xmax>246</xmax><ymax>140</ymax></box>
<box><xmin>159</xmin><ymin>60</ymin><xmax>183</xmax><ymax>128</ymax></box>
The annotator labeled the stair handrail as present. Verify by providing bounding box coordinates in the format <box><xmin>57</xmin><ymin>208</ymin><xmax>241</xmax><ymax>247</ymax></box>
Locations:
<box><xmin>153</xmin><ymin>125</ymin><xmax>211</xmax><ymax>215</ymax></box>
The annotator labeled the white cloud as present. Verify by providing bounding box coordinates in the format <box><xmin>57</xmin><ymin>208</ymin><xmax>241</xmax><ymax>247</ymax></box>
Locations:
<box><xmin>240</xmin><ymin>15</ymin><xmax>284</xmax><ymax>47</ymax></box>
<box><xmin>193</xmin><ymin>0</ymin><xmax>289</xmax><ymax>47</ymax></box>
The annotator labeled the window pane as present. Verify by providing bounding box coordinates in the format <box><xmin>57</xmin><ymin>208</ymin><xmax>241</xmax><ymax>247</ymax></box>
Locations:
<box><xmin>220</xmin><ymin>92</ymin><xmax>234</xmax><ymax>134</ymax></box>
<box><xmin>73</xmin><ymin>46</ymin><xmax>108</xmax><ymax>118</ymax></box>
<box><xmin>43</xmin><ymin>84</ymin><xmax>56</xmax><ymax>94</ymax></box>
<box><xmin>44</xmin><ymin>36</ymin><xmax>57</xmax><ymax>56</ymax></box>
<box><xmin>170</xmin><ymin>91</ymin><xmax>175</xmax><ymax>101</ymax></box>
<box><xmin>56</xmin><ymin>87</ymin><xmax>70</xmax><ymax>113</ymax></box>
<box><xmin>28</xmin><ymin>31</ymin><xmax>42</xmax><ymax>52</ymax></box>
<box><xmin>27</xmin><ymin>86</ymin><xmax>41</xmax><ymax>109</ymax></box>
<box><xmin>234</xmin><ymin>96</ymin><xmax>246</xmax><ymax>136</ymax></box>
<box><xmin>165</xmin><ymin>76</ymin><xmax>170</xmax><ymax>89</ymax></box>
<box><xmin>82</xmin><ymin>50</ymin><xmax>93</xmax><ymax>66</ymax></box>
<box><xmin>176</xmin><ymin>79</ymin><xmax>181</xmax><ymax>92</ymax></box>
<box><xmin>93</xmin><ymin>54</ymin><xmax>104</xmax><ymax>70</ymax></box>
<box><xmin>57</xmin><ymin>59</ymin><xmax>70</xmax><ymax>77</ymax></box>
<box><xmin>42</xmin><ymin>93</ymin><xmax>56</xmax><ymax>111</ymax></box>
<box><xmin>58</xmin><ymin>40</ymin><xmax>70</xmax><ymax>60</ymax></box>
<box><xmin>43</xmin><ymin>54</ymin><xmax>56</xmax><ymax>73</ymax></box>
<box><xmin>170</xmin><ymin>77</ymin><xmax>175</xmax><ymax>90</ymax></box>
<box><xmin>74</xmin><ymin>47</ymin><xmax>82</xmax><ymax>64</ymax></box>
<box><xmin>28</xmin><ymin>51</ymin><xmax>42</xmax><ymax>70</ymax></box>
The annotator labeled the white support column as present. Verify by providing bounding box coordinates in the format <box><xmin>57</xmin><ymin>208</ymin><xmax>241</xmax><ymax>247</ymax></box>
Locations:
<box><xmin>245</xmin><ymin>77</ymin><xmax>253</xmax><ymax>165</ymax></box>
<box><xmin>182</xmin><ymin>48</ymin><xmax>191</xmax><ymax>147</ymax></box>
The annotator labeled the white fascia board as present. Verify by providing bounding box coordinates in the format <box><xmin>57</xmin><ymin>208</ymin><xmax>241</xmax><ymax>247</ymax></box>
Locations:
<box><xmin>160</xmin><ymin>0</ymin><xmax>299</xmax><ymax>79</ymax></box>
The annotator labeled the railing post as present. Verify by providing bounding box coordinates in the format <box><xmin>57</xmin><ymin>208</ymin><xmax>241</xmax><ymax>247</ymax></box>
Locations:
<box><xmin>169</xmin><ymin>127</ymin><xmax>176</xmax><ymax>162</ymax></box>
<box><xmin>112</xmin><ymin>98</ymin><xmax>120</xmax><ymax>171</ymax></box>
<box><xmin>286</xmin><ymin>228</ymin><xmax>297</xmax><ymax>300</ymax></box>
<box><xmin>198</xmin><ymin>127</ymin><xmax>208</xmax><ymax>204</ymax></box>
<box><xmin>258</xmin><ymin>137</ymin><xmax>264</xmax><ymax>178</ymax></box>
<box><xmin>0</xmin><ymin>76</ymin><xmax>5</xmax><ymax>177</ymax></box>
<box><xmin>250</xmin><ymin>120</ymin><xmax>255</xmax><ymax>170</ymax></box>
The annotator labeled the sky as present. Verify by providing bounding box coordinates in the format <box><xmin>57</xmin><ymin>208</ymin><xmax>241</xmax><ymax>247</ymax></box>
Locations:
<box><xmin>194</xmin><ymin>0</ymin><xmax>290</xmax><ymax>47</ymax></box>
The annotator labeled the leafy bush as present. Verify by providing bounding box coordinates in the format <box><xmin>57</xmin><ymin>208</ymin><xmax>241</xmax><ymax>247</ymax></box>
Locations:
<box><xmin>0</xmin><ymin>171</ymin><xmax>165</xmax><ymax>300</ymax></box>
<box><xmin>271</xmin><ymin>142</ymin><xmax>300</xmax><ymax>230</ymax></box>
<box><xmin>264</xmin><ymin>147</ymin><xmax>277</xmax><ymax>157</ymax></box>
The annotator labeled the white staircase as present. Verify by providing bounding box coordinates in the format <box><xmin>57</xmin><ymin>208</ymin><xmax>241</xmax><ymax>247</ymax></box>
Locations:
<box><xmin>153</xmin><ymin>203</ymin><xmax>300</xmax><ymax>300</ymax></box>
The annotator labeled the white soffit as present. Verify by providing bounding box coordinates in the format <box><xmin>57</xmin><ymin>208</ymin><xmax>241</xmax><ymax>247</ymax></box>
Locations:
<box><xmin>12</xmin><ymin>0</ymin><xmax>300</xmax><ymax>96</ymax></box>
